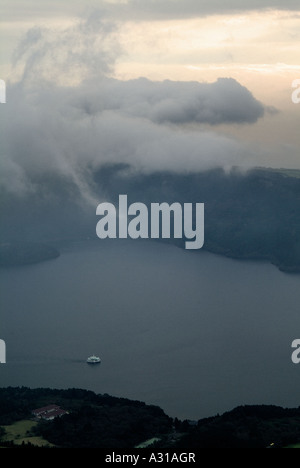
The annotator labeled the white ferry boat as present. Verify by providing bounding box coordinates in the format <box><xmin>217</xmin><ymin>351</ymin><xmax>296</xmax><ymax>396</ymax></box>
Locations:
<box><xmin>86</xmin><ymin>355</ymin><xmax>101</xmax><ymax>364</ymax></box>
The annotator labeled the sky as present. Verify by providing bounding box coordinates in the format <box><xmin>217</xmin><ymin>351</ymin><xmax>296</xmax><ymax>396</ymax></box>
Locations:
<box><xmin>0</xmin><ymin>0</ymin><xmax>300</xmax><ymax>205</ymax></box>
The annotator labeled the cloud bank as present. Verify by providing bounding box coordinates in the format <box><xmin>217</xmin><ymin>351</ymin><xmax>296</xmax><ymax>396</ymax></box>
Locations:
<box><xmin>75</xmin><ymin>77</ymin><xmax>265</xmax><ymax>125</ymax></box>
<box><xmin>1</xmin><ymin>75</ymin><xmax>265</xmax><ymax>201</ymax></box>
<box><xmin>1</xmin><ymin>13</ymin><xmax>268</xmax><ymax>207</ymax></box>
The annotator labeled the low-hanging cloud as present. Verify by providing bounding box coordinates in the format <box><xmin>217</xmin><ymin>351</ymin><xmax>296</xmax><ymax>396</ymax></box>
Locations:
<box><xmin>74</xmin><ymin>76</ymin><xmax>265</xmax><ymax>125</ymax></box>
<box><xmin>1</xmin><ymin>77</ymin><xmax>253</xmax><ymax>195</ymax></box>
<box><xmin>1</xmin><ymin>12</ymin><xmax>268</xmax><ymax>206</ymax></box>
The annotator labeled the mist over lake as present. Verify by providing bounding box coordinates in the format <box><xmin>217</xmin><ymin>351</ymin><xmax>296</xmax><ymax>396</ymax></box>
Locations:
<box><xmin>0</xmin><ymin>239</ymin><xmax>299</xmax><ymax>420</ymax></box>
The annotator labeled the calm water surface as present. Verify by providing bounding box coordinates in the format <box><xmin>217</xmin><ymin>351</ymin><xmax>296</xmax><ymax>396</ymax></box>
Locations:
<box><xmin>0</xmin><ymin>239</ymin><xmax>299</xmax><ymax>420</ymax></box>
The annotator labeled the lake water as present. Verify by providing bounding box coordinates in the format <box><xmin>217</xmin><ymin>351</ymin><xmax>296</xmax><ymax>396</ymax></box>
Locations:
<box><xmin>0</xmin><ymin>239</ymin><xmax>299</xmax><ymax>420</ymax></box>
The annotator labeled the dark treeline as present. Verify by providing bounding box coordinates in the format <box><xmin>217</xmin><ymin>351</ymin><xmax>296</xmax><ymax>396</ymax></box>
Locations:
<box><xmin>0</xmin><ymin>387</ymin><xmax>172</xmax><ymax>448</ymax></box>
<box><xmin>1</xmin><ymin>387</ymin><xmax>300</xmax><ymax>448</ymax></box>
<box><xmin>173</xmin><ymin>404</ymin><xmax>300</xmax><ymax>448</ymax></box>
